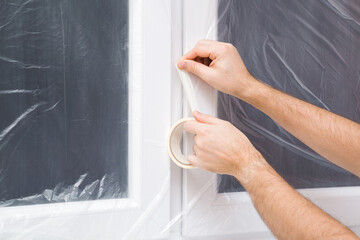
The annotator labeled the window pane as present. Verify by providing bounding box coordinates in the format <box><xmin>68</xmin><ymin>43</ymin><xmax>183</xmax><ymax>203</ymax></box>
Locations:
<box><xmin>217</xmin><ymin>0</ymin><xmax>360</xmax><ymax>193</ymax></box>
<box><xmin>0</xmin><ymin>0</ymin><xmax>128</xmax><ymax>206</ymax></box>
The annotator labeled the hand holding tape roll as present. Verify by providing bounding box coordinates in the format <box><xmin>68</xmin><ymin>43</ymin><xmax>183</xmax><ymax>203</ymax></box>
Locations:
<box><xmin>167</xmin><ymin>66</ymin><xmax>198</xmax><ymax>169</ymax></box>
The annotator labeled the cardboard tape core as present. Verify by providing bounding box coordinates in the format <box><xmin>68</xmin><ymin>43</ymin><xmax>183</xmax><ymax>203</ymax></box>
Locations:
<box><xmin>168</xmin><ymin>118</ymin><xmax>196</xmax><ymax>169</ymax></box>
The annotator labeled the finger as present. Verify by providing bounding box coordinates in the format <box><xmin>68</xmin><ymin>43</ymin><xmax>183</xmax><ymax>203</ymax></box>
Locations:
<box><xmin>182</xmin><ymin>40</ymin><xmax>229</xmax><ymax>61</ymax></box>
<box><xmin>187</xmin><ymin>154</ymin><xmax>199</xmax><ymax>166</ymax></box>
<box><xmin>181</xmin><ymin>44</ymin><xmax>220</xmax><ymax>61</ymax></box>
<box><xmin>177</xmin><ymin>59</ymin><xmax>215</xmax><ymax>83</ymax></box>
<box><xmin>193</xmin><ymin>111</ymin><xmax>223</xmax><ymax>125</ymax></box>
<box><xmin>183</xmin><ymin>120</ymin><xmax>205</xmax><ymax>134</ymax></box>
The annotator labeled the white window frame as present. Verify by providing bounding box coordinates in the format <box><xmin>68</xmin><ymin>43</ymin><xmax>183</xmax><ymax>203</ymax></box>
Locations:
<box><xmin>0</xmin><ymin>1</ymin><xmax>172</xmax><ymax>239</ymax></box>
<box><xmin>181</xmin><ymin>0</ymin><xmax>360</xmax><ymax>238</ymax></box>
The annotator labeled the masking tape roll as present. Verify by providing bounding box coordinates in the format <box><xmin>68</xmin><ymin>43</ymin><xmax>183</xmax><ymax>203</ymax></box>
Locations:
<box><xmin>168</xmin><ymin>117</ymin><xmax>196</xmax><ymax>169</ymax></box>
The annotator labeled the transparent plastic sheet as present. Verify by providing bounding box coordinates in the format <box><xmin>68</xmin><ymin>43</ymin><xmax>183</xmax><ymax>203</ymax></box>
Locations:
<box><xmin>0</xmin><ymin>0</ymin><xmax>360</xmax><ymax>239</ymax></box>
<box><xmin>217</xmin><ymin>0</ymin><xmax>360</xmax><ymax>192</ymax></box>
<box><xmin>0</xmin><ymin>0</ymin><xmax>128</xmax><ymax>207</ymax></box>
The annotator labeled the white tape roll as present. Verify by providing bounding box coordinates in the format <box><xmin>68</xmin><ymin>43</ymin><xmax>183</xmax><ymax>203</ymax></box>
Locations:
<box><xmin>168</xmin><ymin>118</ymin><xmax>196</xmax><ymax>169</ymax></box>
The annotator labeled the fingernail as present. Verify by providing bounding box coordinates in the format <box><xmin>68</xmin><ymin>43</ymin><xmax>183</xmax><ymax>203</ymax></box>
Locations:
<box><xmin>178</xmin><ymin>61</ymin><xmax>186</xmax><ymax>69</ymax></box>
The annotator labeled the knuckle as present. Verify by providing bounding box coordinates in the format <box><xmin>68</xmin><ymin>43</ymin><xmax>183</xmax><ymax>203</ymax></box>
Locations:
<box><xmin>197</xmin><ymin>39</ymin><xmax>206</xmax><ymax>46</ymax></box>
<box><xmin>226</xmin><ymin>43</ymin><xmax>235</xmax><ymax>49</ymax></box>
<box><xmin>223</xmin><ymin>43</ymin><xmax>234</xmax><ymax>52</ymax></box>
<box><xmin>218</xmin><ymin>45</ymin><xmax>227</xmax><ymax>53</ymax></box>
<box><xmin>221</xmin><ymin>120</ymin><xmax>231</xmax><ymax>127</ymax></box>
<box><xmin>225</xmin><ymin>121</ymin><xmax>232</xmax><ymax>126</ymax></box>
<box><xmin>192</xmin><ymin>49</ymin><xmax>200</xmax><ymax>58</ymax></box>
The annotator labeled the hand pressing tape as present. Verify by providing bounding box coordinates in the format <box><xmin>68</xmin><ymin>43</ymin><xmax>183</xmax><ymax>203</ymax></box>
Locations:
<box><xmin>167</xmin><ymin>66</ymin><xmax>199</xmax><ymax>169</ymax></box>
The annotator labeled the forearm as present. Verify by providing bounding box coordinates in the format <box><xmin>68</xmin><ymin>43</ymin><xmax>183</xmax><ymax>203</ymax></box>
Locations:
<box><xmin>236</xmin><ymin>161</ymin><xmax>359</xmax><ymax>240</ymax></box>
<box><xmin>240</xmin><ymin>79</ymin><xmax>360</xmax><ymax>176</ymax></box>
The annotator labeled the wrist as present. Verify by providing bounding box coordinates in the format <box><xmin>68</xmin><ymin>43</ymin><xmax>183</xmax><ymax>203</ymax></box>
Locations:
<box><xmin>233</xmin><ymin>75</ymin><xmax>258</xmax><ymax>100</ymax></box>
<box><xmin>235</xmin><ymin>77</ymin><xmax>271</xmax><ymax>106</ymax></box>
<box><xmin>233</xmin><ymin>153</ymin><xmax>273</xmax><ymax>190</ymax></box>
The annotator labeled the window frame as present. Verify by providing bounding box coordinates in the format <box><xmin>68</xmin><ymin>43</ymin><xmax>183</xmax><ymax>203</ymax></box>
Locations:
<box><xmin>0</xmin><ymin>0</ymin><xmax>172</xmax><ymax>239</ymax></box>
<box><xmin>181</xmin><ymin>0</ymin><xmax>360</xmax><ymax>238</ymax></box>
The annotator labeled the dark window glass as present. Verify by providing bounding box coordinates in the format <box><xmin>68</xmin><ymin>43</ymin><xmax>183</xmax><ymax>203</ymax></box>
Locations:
<box><xmin>0</xmin><ymin>0</ymin><xmax>128</xmax><ymax>206</ymax></box>
<box><xmin>217</xmin><ymin>0</ymin><xmax>360</xmax><ymax>192</ymax></box>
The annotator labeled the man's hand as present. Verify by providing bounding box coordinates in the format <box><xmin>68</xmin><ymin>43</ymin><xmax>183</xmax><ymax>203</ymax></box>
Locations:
<box><xmin>178</xmin><ymin>40</ymin><xmax>257</xmax><ymax>99</ymax></box>
<box><xmin>184</xmin><ymin>111</ymin><xmax>267</xmax><ymax>183</ymax></box>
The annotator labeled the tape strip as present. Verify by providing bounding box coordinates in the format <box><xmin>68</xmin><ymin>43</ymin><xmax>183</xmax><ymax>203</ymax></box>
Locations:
<box><xmin>168</xmin><ymin>67</ymin><xmax>198</xmax><ymax>168</ymax></box>
<box><xmin>176</xmin><ymin>67</ymin><xmax>198</xmax><ymax>113</ymax></box>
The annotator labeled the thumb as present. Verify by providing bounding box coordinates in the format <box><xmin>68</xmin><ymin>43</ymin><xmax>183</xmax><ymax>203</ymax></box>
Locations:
<box><xmin>193</xmin><ymin>111</ymin><xmax>223</xmax><ymax>125</ymax></box>
<box><xmin>178</xmin><ymin>60</ymin><xmax>212</xmax><ymax>82</ymax></box>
